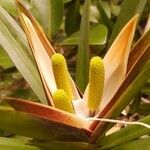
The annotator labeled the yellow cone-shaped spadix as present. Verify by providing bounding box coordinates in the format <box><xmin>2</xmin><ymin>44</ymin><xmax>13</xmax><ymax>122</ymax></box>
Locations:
<box><xmin>88</xmin><ymin>57</ymin><xmax>105</xmax><ymax>113</ymax></box>
<box><xmin>52</xmin><ymin>89</ymin><xmax>74</xmax><ymax>113</ymax></box>
<box><xmin>51</xmin><ymin>53</ymin><xmax>73</xmax><ymax>100</ymax></box>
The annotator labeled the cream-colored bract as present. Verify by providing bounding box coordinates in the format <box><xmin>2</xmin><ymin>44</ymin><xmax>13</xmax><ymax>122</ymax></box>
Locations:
<box><xmin>81</xmin><ymin>15</ymin><xmax>138</xmax><ymax>116</ymax></box>
<box><xmin>18</xmin><ymin>4</ymin><xmax>81</xmax><ymax>106</ymax></box>
<box><xmin>100</xmin><ymin>15</ymin><xmax>138</xmax><ymax>111</ymax></box>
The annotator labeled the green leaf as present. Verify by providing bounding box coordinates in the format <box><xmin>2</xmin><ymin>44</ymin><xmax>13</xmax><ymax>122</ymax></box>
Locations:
<box><xmin>0</xmin><ymin>6</ymin><xmax>47</xmax><ymax>104</ymax></box>
<box><xmin>109</xmin><ymin>0</ymin><xmax>147</xmax><ymax>46</ymax></box>
<box><xmin>139</xmin><ymin>104</ymin><xmax>150</xmax><ymax>115</ymax></box>
<box><xmin>0</xmin><ymin>47</ymin><xmax>13</xmax><ymax>68</ymax></box>
<box><xmin>96</xmin><ymin>1</ymin><xmax>114</xmax><ymax>32</ymax></box>
<box><xmin>0</xmin><ymin>106</ymin><xmax>90</xmax><ymax>142</ymax></box>
<box><xmin>110</xmin><ymin>2</ymin><xmax>120</xmax><ymax>17</ymax></box>
<box><xmin>142</xmin><ymin>86</ymin><xmax>150</xmax><ymax>95</ymax></box>
<box><xmin>31</xmin><ymin>0</ymin><xmax>63</xmax><ymax>39</ymax></box>
<box><xmin>33</xmin><ymin>141</ymin><xmax>95</xmax><ymax>150</ymax></box>
<box><xmin>0</xmin><ymin>67</ymin><xmax>17</xmax><ymax>75</ymax></box>
<box><xmin>63</xmin><ymin>0</ymin><xmax>72</xmax><ymax>4</ymax></box>
<box><xmin>62</xmin><ymin>24</ymin><xmax>107</xmax><ymax>45</ymax></box>
<box><xmin>0</xmin><ymin>137</ymin><xmax>41</xmax><ymax>150</ymax></box>
<box><xmin>99</xmin><ymin>115</ymin><xmax>150</xmax><ymax>149</ymax></box>
<box><xmin>109</xmin><ymin>138</ymin><xmax>150</xmax><ymax>150</ymax></box>
<box><xmin>10</xmin><ymin>88</ymin><xmax>38</xmax><ymax>100</ymax></box>
<box><xmin>0</xmin><ymin>5</ymin><xmax>32</xmax><ymax>58</ymax></box>
<box><xmin>0</xmin><ymin>0</ymin><xmax>17</xmax><ymax>16</ymax></box>
<box><xmin>65</xmin><ymin>0</ymin><xmax>81</xmax><ymax>36</ymax></box>
<box><xmin>75</xmin><ymin>0</ymin><xmax>91</xmax><ymax>92</ymax></box>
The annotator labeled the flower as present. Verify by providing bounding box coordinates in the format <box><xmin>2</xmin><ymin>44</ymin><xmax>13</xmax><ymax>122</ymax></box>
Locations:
<box><xmin>4</xmin><ymin>0</ymin><xmax>138</xmax><ymax>142</ymax></box>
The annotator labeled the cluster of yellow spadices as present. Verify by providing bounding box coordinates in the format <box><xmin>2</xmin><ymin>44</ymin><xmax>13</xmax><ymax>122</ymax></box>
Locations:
<box><xmin>2</xmin><ymin>1</ymin><xmax>141</xmax><ymax>142</ymax></box>
<box><xmin>51</xmin><ymin>53</ymin><xmax>104</xmax><ymax>116</ymax></box>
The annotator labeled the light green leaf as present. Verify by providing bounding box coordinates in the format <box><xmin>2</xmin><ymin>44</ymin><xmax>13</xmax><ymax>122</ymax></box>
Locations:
<box><xmin>0</xmin><ymin>137</ymin><xmax>41</xmax><ymax>150</ymax></box>
<box><xmin>0</xmin><ymin>47</ymin><xmax>13</xmax><ymax>68</ymax></box>
<box><xmin>99</xmin><ymin>1</ymin><xmax>111</xmax><ymax>18</ymax></box>
<box><xmin>0</xmin><ymin>0</ymin><xmax>17</xmax><ymax>16</ymax></box>
<box><xmin>76</xmin><ymin>0</ymin><xmax>90</xmax><ymax>92</ymax></box>
<box><xmin>110</xmin><ymin>2</ymin><xmax>120</xmax><ymax>17</ymax></box>
<box><xmin>109</xmin><ymin>0</ymin><xmax>147</xmax><ymax>46</ymax></box>
<box><xmin>62</xmin><ymin>24</ymin><xmax>107</xmax><ymax>45</ymax></box>
<box><xmin>0</xmin><ymin>5</ymin><xmax>32</xmax><ymax>58</ymax></box>
<box><xmin>99</xmin><ymin>115</ymin><xmax>150</xmax><ymax>149</ymax></box>
<box><xmin>0</xmin><ymin>6</ymin><xmax>47</xmax><ymax>104</ymax></box>
<box><xmin>31</xmin><ymin>0</ymin><xmax>63</xmax><ymax>39</ymax></box>
<box><xmin>109</xmin><ymin>138</ymin><xmax>150</xmax><ymax>150</ymax></box>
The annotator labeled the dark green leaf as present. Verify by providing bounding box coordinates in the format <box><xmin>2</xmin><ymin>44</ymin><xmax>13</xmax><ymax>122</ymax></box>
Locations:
<box><xmin>109</xmin><ymin>0</ymin><xmax>147</xmax><ymax>46</ymax></box>
<box><xmin>0</xmin><ymin>137</ymin><xmax>41</xmax><ymax>150</ymax></box>
<box><xmin>31</xmin><ymin>0</ymin><xmax>63</xmax><ymax>39</ymax></box>
<box><xmin>65</xmin><ymin>0</ymin><xmax>81</xmax><ymax>36</ymax></box>
<box><xmin>97</xmin><ymin>0</ymin><xmax>114</xmax><ymax>32</ymax></box>
<box><xmin>139</xmin><ymin>104</ymin><xmax>150</xmax><ymax>115</ymax></box>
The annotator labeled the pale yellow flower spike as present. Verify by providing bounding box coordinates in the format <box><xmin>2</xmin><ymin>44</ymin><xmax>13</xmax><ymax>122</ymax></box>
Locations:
<box><xmin>88</xmin><ymin>57</ymin><xmax>105</xmax><ymax>114</ymax></box>
<box><xmin>53</xmin><ymin>89</ymin><xmax>74</xmax><ymax>114</ymax></box>
<box><xmin>51</xmin><ymin>53</ymin><xmax>73</xmax><ymax>100</ymax></box>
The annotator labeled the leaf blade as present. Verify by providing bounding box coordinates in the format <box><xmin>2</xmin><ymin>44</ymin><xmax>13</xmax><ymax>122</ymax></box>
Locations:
<box><xmin>109</xmin><ymin>138</ymin><xmax>150</xmax><ymax>150</ymax></box>
<box><xmin>99</xmin><ymin>116</ymin><xmax>150</xmax><ymax>149</ymax></box>
<box><xmin>108</xmin><ymin>0</ymin><xmax>147</xmax><ymax>46</ymax></box>
<box><xmin>0</xmin><ymin>137</ymin><xmax>41</xmax><ymax>150</ymax></box>
<box><xmin>0</xmin><ymin>18</ymin><xmax>47</xmax><ymax>104</ymax></box>
<box><xmin>62</xmin><ymin>24</ymin><xmax>107</xmax><ymax>45</ymax></box>
<box><xmin>76</xmin><ymin>0</ymin><xmax>90</xmax><ymax>92</ymax></box>
<box><xmin>31</xmin><ymin>0</ymin><xmax>63</xmax><ymax>39</ymax></box>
